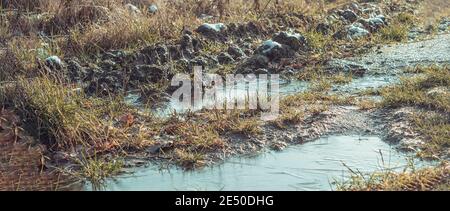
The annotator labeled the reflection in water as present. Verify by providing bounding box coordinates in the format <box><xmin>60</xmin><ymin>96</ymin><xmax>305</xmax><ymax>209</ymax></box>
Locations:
<box><xmin>154</xmin><ymin>79</ymin><xmax>307</xmax><ymax>117</ymax></box>
<box><xmin>339</xmin><ymin>75</ymin><xmax>399</xmax><ymax>93</ymax></box>
<box><xmin>87</xmin><ymin>135</ymin><xmax>427</xmax><ymax>191</ymax></box>
<box><xmin>110</xmin><ymin>75</ymin><xmax>408</xmax><ymax>191</ymax></box>
<box><xmin>125</xmin><ymin>74</ymin><xmax>400</xmax><ymax>118</ymax></box>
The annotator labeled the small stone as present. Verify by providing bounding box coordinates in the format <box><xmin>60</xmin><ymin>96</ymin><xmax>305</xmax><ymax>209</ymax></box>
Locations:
<box><xmin>359</xmin><ymin>15</ymin><xmax>387</xmax><ymax>32</ymax></box>
<box><xmin>341</xmin><ymin>9</ymin><xmax>358</xmax><ymax>22</ymax></box>
<box><xmin>147</xmin><ymin>4</ymin><xmax>158</xmax><ymax>14</ymax></box>
<box><xmin>346</xmin><ymin>23</ymin><xmax>370</xmax><ymax>39</ymax></box>
<box><xmin>272</xmin><ymin>31</ymin><xmax>307</xmax><ymax>51</ymax></box>
<box><xmin>316</xmin><ymin>22</ymin><xmax>332</xmax><ymax>35</ymax></box>
<box><xmin>199</xmin><ymin>14</ymin><xmax>214</xmax><ymax>20</ymax></box>
<box><xmin>255</xmin><ymin>40</ymin><xmax>294</xmax><ymax>61</ymax></box>
<box><xmin>125</xmin><ymin>4</ymin><xmax>141</xmax><ymax>15</ymax></box>
<box><xmin>256</xmin><ymin>40</ymin><xmax>282</xmax><ymax>55</ymax></box>
<box><xmin>196</xmin><ymin>23</ymin><xmax>227</xmax><ymax>38</ymax></box>
<box><xmin>350</xmin><ymin>2</ymin><xmax>361</xmax><ymax>13</ymax></box>
<box><xmin>45</xmin><ymin>56</ymin><xmax>63</xmax><ymax>70</ymax></box>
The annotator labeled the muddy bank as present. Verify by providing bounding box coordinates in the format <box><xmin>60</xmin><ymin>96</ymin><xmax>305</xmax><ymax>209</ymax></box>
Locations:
<box><xmin>33</xmin><ymin>0</ymin><xmax>428</xmax><ymax>97</ymax></box>
<box><xmin>133</xmin><ymin>31</ymin><xmax>450</xmax><ymax>170</ymax></box>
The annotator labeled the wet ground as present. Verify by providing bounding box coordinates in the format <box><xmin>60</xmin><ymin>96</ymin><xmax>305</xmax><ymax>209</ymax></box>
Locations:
<box><xmin>353</xmin><ymin>33</ymin><xmax>450</xmax><ymax>73</ymax></box>
<box><xmin>87</xmin><ymin>135</ymin><xmax>431</xmax><ymax>191</ymax></box>
<box><xmin>126</xmin><ymin>33</ymin><xmax>450</xmax><ymax>118</ymax></box>
<box><xmin>1</xmin><ymin>0</ymin><xmax>448</xmax><ymax>192</ymax></box>
<box><xmin>87</xmin><ymin>31</ymin><xmax>450</xmax><ymax>191</ymax></box>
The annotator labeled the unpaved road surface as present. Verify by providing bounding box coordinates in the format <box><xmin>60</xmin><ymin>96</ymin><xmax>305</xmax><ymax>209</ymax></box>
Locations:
<box><xmin>354</xmin><ymin>33</ymin><xmax>450</xmax><ymax>73</ymax></box>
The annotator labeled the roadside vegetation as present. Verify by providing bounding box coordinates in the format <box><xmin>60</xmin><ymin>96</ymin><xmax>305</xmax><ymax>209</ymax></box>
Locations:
<box><xmin>0</xmin><ymin>0</ymin><xmax>448</xmax><ymax>190</ymax></box>
<box><xmin>380</xmin><ymin>66</ymin><xmax>450</xmax><ymax>158</ymax></box>
<box><xmin>0</xmin><ymin>76</ymin><xmax>146</xmax><ymax>150</ymax></box>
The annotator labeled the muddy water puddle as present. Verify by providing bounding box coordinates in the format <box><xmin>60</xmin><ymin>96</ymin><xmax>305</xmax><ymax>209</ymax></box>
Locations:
<box><xmin>125</xmin><ymin>74</ymin><xmax>400</xmax><ymax>118</ymax></box>
<box><xmin>86</xmin><ymin>135</ymin><xmax>430</xmax><ymax>191</ymax></box>
<box><xmin>92</xmin><ymin>34</ymin><xmax>449</xmax><ymax>191</ymax></box>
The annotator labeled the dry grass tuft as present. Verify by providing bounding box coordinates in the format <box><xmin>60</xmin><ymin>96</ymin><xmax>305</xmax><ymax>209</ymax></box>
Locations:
<box><xmin>336</xmin><ymin>162</ymin><xmax>450</xmax><ymax>191</ymax></box>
